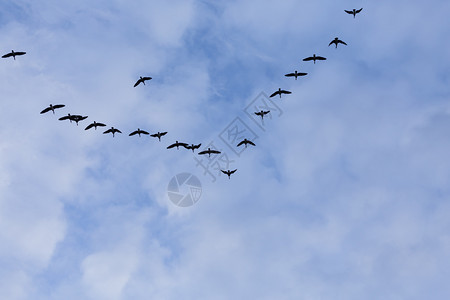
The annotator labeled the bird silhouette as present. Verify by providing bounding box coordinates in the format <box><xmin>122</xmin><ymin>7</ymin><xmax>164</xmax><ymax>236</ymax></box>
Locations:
<box><xmin>40</xmin><ymin>104</ymin><xmax>65</xmax><ymax>114</ymax></box>
<box><xmin>255</xmin><ymin>110</ymin><xmax>270</xmax><ymax>120</ymax></box>
<box><xmin>345</xmin><ymin>8</ymin><xmax>363</xmax><ymax>18</ymax></box>
<box><xmin>198</xmin><ymin>147</ymin><xmax>221</xmax><ymax>157</ymax></box>
<box><xmin>150</xmin><ymin>131</ymin><xmax>167</xmax><ymax>141</ymax></box>
<box><xmin>237</xmin><ymin>138</ymin><xmax>256</xmax><ymax>148</ymax></box>
<box><xmin>221</xmin><ymin>169</ymin><xmax>237</xmax><ymax>179</ymax></box>
<box><xmin>285</xmin><ymin>70</ymin><xmax>307</xmax><ymax>80</ymax></box>
<box><xmin>270</xmin><ymin>88</ymin><xmax>292</xmax><ymax>98</ymax></box>
<box><xmin>329</xmin><ymin>37</ymin><xmax>347</xmax><ymax>48</ymax></box>
<box><xmin>2</xmin><ymin>50</ymin><xmax>26</xmax><ymax>60</ymax></box>
<box><xmin>85</xmin><ymin>121</ymin><xmax>106</xmax><ymax>130</ymax></box>
<box><xmin>167</xmin><ymin>141</ymin><xmax>188</xmax><ymax>150</ymax></box>
<box><xmin>134</xmin><ymin>76</ymin><xmax>152</xmax><ymax>87</ymax></box>
<box><xmin>103</xmin><ymin>127</ymin><xmax>122</xmax><ymax>137</ymax></box>
<box><xmin>184</xmin><ymin>143</ymin><xmax>202</xmax><ymax>152</ymax></box>
<box><xmin>129</xmin><ymin>128</ymin><xmax>149</xmax><ymax>137</ymax></box>
<box><xmin>303</xmin><ymin>54</ymin><xmax>327</xmax><ymax>64</ymax></box>
<box><xmin>70</xmin><ymin>115</ymin><xmax>88</xmax><ymax>126</ymax></box>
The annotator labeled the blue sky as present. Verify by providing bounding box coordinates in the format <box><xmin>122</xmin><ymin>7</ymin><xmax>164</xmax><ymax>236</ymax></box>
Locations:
<box><xmin>1</xmin><ymin>0</ymin><xmax>450</xmax><ymax>299</ymax></box>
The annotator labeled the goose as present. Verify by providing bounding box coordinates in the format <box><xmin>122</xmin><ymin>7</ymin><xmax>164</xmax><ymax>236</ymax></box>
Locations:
<box><xmin>129</xmin><ymin>128</ymin><xmax>149</xmax><ymax>137</ymax></box>
<box><xmin>270</xmin><ymin>88</ymin><xmax>292</xmax><ymax>98</ymax></box>
<box><xmin>103</xmin><ymin>127</ymin><xmax>122</xmax><ymax>137</ymax></box>
<box><xmin>70</xmin><ymin>115</ymin><xmax>88</xmax><ymax>126</ymax></box>
<box><xmin>40</xmin><ymin>104</ymin><xmax>65</xmax><ymax>114</ymax></box>
<box><xmin>329</xmin><ymin>37</ymin><xmax>347</xmax><ymax>48</ymax></box>
<box><xmin>85</xmin><ymin>121</ymin><xmax>106</xmax><ymax>130</ymax></box>
<box><xmin>150</xmin><ymin>131</ymin><xmax>167</xmax><ymax>141</ymax></box>
<box><xmin>221</xmin><ymin>169</ymin><xmax>237</xmax><ymax>179</ymax></box>
<box><xmin>167</xmin><ymin>141</ymin><xmax>188</xmax><ymax>150</ymax></box>
<box><xmin>2</xmin><ymin>50</ymin><xmax>26</xmax><ymax>60</ymax></box>
<box><xmin>134</xmin><ymin>76</ymin><xmax>152</xmax><ymax>87</ymax></box>
<box><xmin>184</xmin><ymin>143</ymin><xmax>202</xmax><ymax>152</ymax></box>
<box><xmin>285</xmin><ymin>70</ymin><xmax>307</xmax><ymax>80</ymax></box>
<box><xmin>198</xmin><ymin>147</ymin><xmax>221</xmax><ymax>157</ymax></box>
<box><xmin>303</xmin><ymin>54</ymin><xmax>326</xmax><ymax>64</ymax></box>
<box><xmin>237</xmin><ymin>138</ymin><xmax>255</xmax><ymax>148</ymax></box>
<box><xmin>345</xmin><ymin>8</ymin><xmax>363</xmax><ymax>18</ymax></box>
<box><xmin>254</xmin><ymin>110</ymin><xmax>270</xmax><ymax>120</ymax></box>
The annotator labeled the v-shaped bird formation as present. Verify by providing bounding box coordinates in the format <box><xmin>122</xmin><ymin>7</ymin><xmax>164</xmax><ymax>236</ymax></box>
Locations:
<box><xmin>6</xmin><ymin>6</ymin><xmax>362</xmax><ymax>182</ymax></box>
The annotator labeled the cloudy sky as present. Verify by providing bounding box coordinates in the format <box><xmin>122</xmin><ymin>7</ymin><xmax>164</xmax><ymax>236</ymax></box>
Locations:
<box><xmin>1</xmin><ymin>0</ymin><xmax>450</xmax><ymax>299</ymax></box>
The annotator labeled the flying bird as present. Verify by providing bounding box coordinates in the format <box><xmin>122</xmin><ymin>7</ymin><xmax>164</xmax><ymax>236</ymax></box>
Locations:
<box><xmin>270</xmin><ymin>88</ymin><xmax>292</xmax><ymax>98</ymax></box>
<box><xmin>40</xmin><ymin>104</ymin><xmax>65</xmax><ymax>114</ymax></box>
<box><xmin>237</xmin><ymin>138</ymin><xmax>256</xmax><ymax>148</ymax></box>
<box><xmin>103</xmin><ymin>127</ymin><xmax>122</xmax><ymax>137</ymax></box>
<box><xmin>255</xmin><ymin>110</ymin><xmax>270</xmax><ymax>120</ymax></box>
<box><xmin>345</xmin><ymin>8</ymin><xmax>363</xmax><ymax>18</ymax></box>
<box><xmin>184</xmin><ymin>143</ymin><xmax>202</xmax><ymax>152</ymax></box>
<box><xmin>167</xmin><ymin>141</ymin><xmax>188</xmax><ymax>150</ymax></box>
<box><xmin>285</xmin><ymin>70</ymin><xmax>307</xmax><ymax>80</ymax></box>
<box><xmin>2</xmin><ymin>50</ymin><xmax>26</xmax><ymax>60</ymax></box>
<box><xmin>329</xmin><ymin>37</ymin><xmax>347</xmax><ymax>48</ymax></box>
<box><xmin>303</xmin><ymin>54</ymin><xmax>326</xmax><ymax>64</ymax></box>
<box><xmin>70</xmin><ymin>115</ymin><xmax>88</xmax><ymax>126</ymax></box>
<box><xmin>129</xmin><ymin>128</ymin><xmax>150</xmax><ymax>137</ymax></box>
<box><xmin>134</xmin><ymin>76</ymin><xmax>152</xmax><ymax>87</ymax></box>
<box><xmin>198</xmin><ymin>147</ymin><xmax>221</xmax><ymax>157</ymax></box>
<box><xmin>221</xmin><ymin>169</ymin><xmax>237</xmax><ymax>179</ymax></box>
<box><xmin>150</xmin><ymin>131</ymin><xmax>167</xmax><ymax>141</ymax></box>
<box><xmin>85</xmin><ymin>121</ymin><xmax>106</xmax><ymax>130</ymax></box>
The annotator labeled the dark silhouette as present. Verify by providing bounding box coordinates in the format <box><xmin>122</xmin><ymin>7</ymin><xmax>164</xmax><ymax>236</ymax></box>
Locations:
<box><xmin>40</xmin><ymin>104</ymin><xmax>65</xmax><ymax>114</ymax></box>
<box><xmin>221</xmin><ymin>169</ymin><xmax>237</xmax><ymax>179</ymax></box>
<box><xmin>134</xmin><ymin>76</ymin><xmax>152</xmax><ymax>87</ymax></box>
<box><xmin>2</xmin><ymin>50</ymin><xmax>26</xmax><ymax>60</ymax></box>
<box><xmin>255</xmin><ymin>110</ymin><xmax>270</xmax><ymax>120</ymax></box>
<box><xmin>285</xmin><ymin>70</ymin><xmax>307</xmax><ymax>80</ymax></box>
<box><xmin>237</xmin><ymin>138</ymin><xmax>255</xmax><ymax>148</ymax></box>
<box><xmin>85</xmin><ymin>121</ymin><xmax>106</xmax><ymax>130</ymax></box>
<box><xmin>198</xmin><ymin>147</ymin><xmax>221</xmax><ymax>157</ymax></box>
<box><xmin>129</xmin><ymin>128</ymin><xmax>149</xmax><ymax>137</ymax></box>
<box><xmin>150</xmin><ymin>131</ymin><xmax>167</xmax><ymax>141</ymax></box>
<box><xmin>270</xmin><ymin>88</ymin><xmax>292</xmax><ymax>98</ymax></box>
<box><xmin>103</xmin><ymin>127</ymin><xmax>122</xmax><ymax>137</ymax></box>
<box><xmin>329</xmin><ymin>37</ymin><xmax>347</xmax><ymax>48</ymax></box>
<box><xmin>59</xmin><ymin>114</ymin><xmax>73</xmax><ymax>122</ymax></box>
<box><xmin>184</xmin><ymin>143</ymin><xmax>202</xmax><ymax>152</ymax></box>
<box><xmin>345</xmin><ymin>8</ymin><xmax>363</xmax><ymax>18</ymax></box>
<box><xmin>303</xmin><ymin>54</ymin><xmax>326</xmax><ymax>64</ymax></box>
<box><xmin>70</xmin><ymin>115</ymin><xmax>88</xmax><ymax>126</ymax></box>
<box><xmin>167</xmin><ymin>141</ymin><xmax>188</xmax><ymax>150</ymax></box>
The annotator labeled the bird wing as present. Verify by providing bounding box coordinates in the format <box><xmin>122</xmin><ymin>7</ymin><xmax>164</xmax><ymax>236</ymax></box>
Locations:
<box><xmin>263</xmin><ymin>110</ymin><xmax>270</xmax><ymax>114</ymax></box>
<box><xmin>338</xmin><ymin>40</ymin><xmax>347</xmax><ymax>45</ymax></box>
<box><xmin>1</xmin><ymin>53</ymin><xmax>13</xmax><ymax>58</ymax></box>
<box><xmin>150</xmin><ymin>133</ymin><xmax>159</xmax><ymax>137</ymax></box>
<box><xmin>237</xmin><ymin>140</ymin><xmax>244</xmax><ymax>147</ymax></box>
<box><xmin>210</xmin><ymin>150</ymin><xmax>221</xmax><ymax>154</ymax></box>
<box><xmin>303</xmin><ymin>57</ymin><xmax>313</xmax><ymax>61</ymax></box>
<box><xmin>198</xmin><ymin>150</ymin><xmax>208</xmax><ymax>155</ymax></box>
<box><xmin>129</xmin><ymin>131</ymin><xmax>138</xmax><ymax>136</ymax></box>
<box><xmin>230</xmin><ymin>169</ymin><xmax>237</xmax><ymax>174</ymax></box>
<box><xmin>255</xmin><ymin>112</ymin><xmax>262</xmax><ymax>116</ymax></box>
<box><xmin>53</xmin><ymin>104</ymin><xmax>65</xmax><ymax>109</ymax></box>
<box><xmin>40</xmin><ymin>107</ymin><xmax>51</xmax><ymax>114</ymax></box>
<box><xmin>140</xmin><ymin>130</ymin><xmax>149</xmax><ymax>135</ymax></box>
<box><xmin>178</xmin><ymin>142</ymin><xmax>188</xmax><ymax>147</ymax></box>
<box><xmin>281</xmin><ymin>90</ymin><xmax>292</xmax><ymax>94</ymax></box>
<box><xmin>248</xmin><ymin>140</ymin><xmax>256</xmax><ymax>146</ymax></box>
<box><xmin>133</xmin><ymin>79</ymin><xmax>142</xmax><ymax>87</ymax></box>
<box><xmin>270</xmin><ymin>91</ymin><xmax>279</xmax><ymax>98</ymax></box>
<box><xmin>184</xmin><ymin>145</ymin><xmax>193</xmax><ymax>149</ymax></box>
<box><xmin>103</xmin><ymin>129</ymin><xmax>112</xmax><ymax>134</ymax></box>
<box><xmin>142</xmin><ymin>77</ymin><xmax>152</xmax><ymax>81</ymax></box>
<box><xmin>96</xmin><ymin>122</ymin><xmax>106</xmax><ymax>127</ymax></box>
<box><xmin>316</xmin><ymin>56</ymin><xmax>326</xmax><ymax>60</ymax></box>
<box><xmin>328</xmin><ymin>40</ymin><xmax>335</xmax><ymax>46</ymax></box>
<box><xmin>160</xmin><ymin>132</ymin><xmax>167</xmax><ymax>136</ymax></box>
<box><xmin>15</xmin><ymin>52</ymin><xmax>26</xmax><ymax>56</ymax></box>
<box><xmin>81</xmin><ymin>116</ymin><xmax>88</xmax><ymax>120</ymax></box>
<box><xmin>167</xmin><ymin>143</ymin><xmax>177</xmax><ymax>149</ymax></box>
<box><xmin>59</xmin><ymin>115</ymin><xmax>70</xmax><ymax>120</ymax></box>
<box><xmin>221</xmin><ymin>170</ymin><xmax>229</xmax><ymax>175</ymax></box>
<box><xmin>297</xmin><ymin>72</ymin><xmax>307</xmax><ymax>76</ymax></box>
<box><xmin>285</xmin><ymin>73</ymin><xmax>295</xmax><ymax>77</ymax></box>
<box><xmin>344</xmin><ymin>10</ymin><xmax>353</xmax><ymax>14</ymax></box>
<box><xmin>194</xmin><ymin>143</ymin><xmax>201</xmax><ymax>149</ymax></box>
<box><xmin>356</xmin><ymin>8</ymin><xmax>363</xmax><ymax>13</ymax></box>
<box><xmin>115</xmin><ymin>129</ymin><xmax>122</xmax><ymax>133</ymax></box>
<box><xmin>85</xmin><ymin>123</ymin><xmax>94</xmax><ymax>130</ymax></box>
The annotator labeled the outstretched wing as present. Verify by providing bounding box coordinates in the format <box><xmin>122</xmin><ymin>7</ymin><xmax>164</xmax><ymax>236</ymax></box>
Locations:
<box><xmin>263</xmin><ymin>110</ymin><xmax>270</xmax><ymax>115</ymax></box>
<box><xmin>281</xmin><ymin>90</ymin><xmax>292</xmax><ymax>94</ymax></box>
<box><xmin>221</xmin><ymin>170</ymin><xmax>229</xmax><ymax>175</ymax></box>
<box><xmin>85</xmin><ymin>123</ymin><xmax>95</xmax><ymax>130</ymax></box>
<box><xmin>270</xmin><ymin>91</ymin><xmax>279</xmax><ymax>98</ymax></box>
<box><xmin>255</xmin><ymin>112</ymin><xmax>263</xmax><ymax>116</ymax></box>
<box><xmin>53</xmin><ymin>104</ymin><xmax>65</xmax><ymax>109</ymax></box>
<box><xmin>103</xmin><ymin>129</ymin><xmax>112</xmax><ymax>134</ymax></box>
<box><xmin>115</xmin><ymin>129</ymin><xmax>122</xmax><ymax>133</ymax></box>
<box><xmin>2</xmin><ymin>53</ymin><xmax>13</xmax><ymax>58</ymax></box>
<box><xmin>328</xmin><ymin>40</ymin><xmax>335</xmax><ymax>46</ymax></box>
<box><xmin>167</xmin><ymin>143</ymin><xmax>177</xmax><ymax>149</ymax></box>
<box><xmin>129</xmin><ymin>131</ymin><xmax>138</xmax><ymax>136</ymax></box>
<box><xmin>142</xmin><ymin>77</ymin><xmax>152</xmax><ymax>81</ymax></box>
<box><xmin>198</xmin><ymin>150</ymin><xmax>209</xmax><ymax>155</ymax></box>
<box><xmin>237</xmin><ymin>140</ymin><xmax>245</xmax><ymax>147</ymax></box>
<box><xmin>140</xmin><ymin>130</ymin><xmax>150</xmax><ymax>135</ymax></box>
<box><xmin>133</xmin><ymin>79</ymin><xmax>142</xmax><ymax>87</ymax></box>
<box><xmin>285</xmin><ymin>73</ymin><xmax>295</xmax><ymax>77</ymax></box>
<box><xmin>338</xmin><ymin>40</ymin><xmax>347</xmax><ymax>45</ymax></box>
<box><xmin>230</xmin><ymin>169</ymin><xmax>237</xmax><ymax>174</ymax></box>
<box><xmin>15</xmin><ymin>51</ymin><xmax>26</xmax><ymax>56</ymax></box>
<box><xmin>160</xmin><ymin>131</ymin><xmax>168</xmax><ymax>136</ymax></box>
<box><xmin>356</xmin><ymin>8</ymin><xmax>363</xmax><ymax>13</ymax></box>
<box><xmin>210</xmin><ymin>150</ymin><xmax>221</xmax><ymax>154</ymax></box>
<box><xmin>297</xmin><ymin>72</ymin><xmax>307</xmax><ymax>76</ymax></box>
<box><xmin>193</xmin><ymin>143</ymin><xmax>201</xmax><ymax>149</ymax></box>
<box><xmin>96</xmin><ymin>122</ymin><xmax>106</xmax><ymax>127</ymax></box>
<box><xmin>59</xmin><ymin>115</ymin><xmax>70</xmax><ymax>121</ymax></box>
<box><xmin>248</xmin><ymin>140</ymin><xmax>256</xmax><ymax>146</ymax></box>
<box><xmin>303</xmin><ymin>56</ymin><xmax>313</xmax><ymax>61</ymax></box>
<box><xmin>40</xmin><ymin>107</ymin><xmax>51</xmax><ymax>114</ymax></box>
<box><xmin>316</xmin><ymin>56</ymin><xmax>326</xmax><ymax>60</ymax></box>
<box><xmin>344</xmin><ymin>10</ymin><xmax>353</xmax><ymax>14</ymax></box>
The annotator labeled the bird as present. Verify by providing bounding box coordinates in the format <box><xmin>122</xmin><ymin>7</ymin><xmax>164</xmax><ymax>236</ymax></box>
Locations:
<box><xmin>150</xmin><ymin>131</ymin><xmax>167</xmax><ymax>141</ymax></box>
<box><xmin>345</xmin><ymin>8</ymin><xmax>363</xmax><ymax>18</ymax></box>
<box><xmin>129</xmin><ymin>128</ymin><xmax>150</xmax><ymax>137</ymax></box>
<box><xmin>303</xmin><ymin>54</ymin><xmax>326</xmax><ymax>64</ymax></box>
<box><xmin>329</xmin><ymin>37</ymin><xmax>347</xmax><ymax>48</ymax></box>
<box><xmin>237</xmin><ymin>138</ymin><xmax>256</xmax><ymax>148</ymax></box>
<box><xmin>70</xmin><ymin>115</ymin><xmax>88</xmax><ymax>126</ymax></box>
<box><xmin>184</xmin><ymin>143</ymin><xmax>202</xmax><ymax>152</ymax></box>
<box><xmin>85</xmin><ymin>121</ymin><xmax>106</xmax><ymax>130</ymax></box>
<box><xmin>167</xmin><ymin>141</ymin><xmax>188</xmax><ymax>150</ymax></box>
<box><xmin>255</xmin><ymin>110</ymin><xmax>270</xmax><ymax>120</ymax></box>
<box><xmin>221</xmin><ymin>169</ymin><xmax>237</xmax><ymax>179</ymax></box>
<box><xmin>134</xmin><ymin>76</ymin><xmax>152</xmax><ymax>87</ymax></box>
<box><xmin>59</xmin><ymin>114</ymin><xmax>74</xmax><ymax>123</ymax></box>
<box><xmin>285</xmin><ymin>70</ymin><xmax>307</xmax><ymax>80</ymax></box>
<box><xmin>270</xmin><ymin>88</ymin><xmax>292</xmax><ymax>98</ymax></box>
<box><xmin>103</xmin><ymin>127</ymin><xmax>122</xmax><ymax>137</ymax></box>
<box><xmin>2</xmin><ymin>50</ymin><xmax>26</xmax><ymax>60</ymax></box>
<box><xmin>198</xmin><ymin>147</ymin><xmax>221</xmax><ymax>157</ymax></box>
<box><xmin>40</xmin><ymin>104</ymin><xmax>65</xmax><ymax>114</ymax></box>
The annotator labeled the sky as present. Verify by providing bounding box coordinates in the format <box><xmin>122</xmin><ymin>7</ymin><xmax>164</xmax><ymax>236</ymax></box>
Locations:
<box><xmin>1</xmin><ymin>0</ymin><xmax>450</xmax><ymax>299</ymax></box>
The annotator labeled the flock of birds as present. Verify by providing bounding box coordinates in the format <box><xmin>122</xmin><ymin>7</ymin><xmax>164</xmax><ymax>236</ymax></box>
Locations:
<box><xmin>3</xmin><ymin>7</ymin><xmax>363</xmax><ymax>181</ymax></box>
